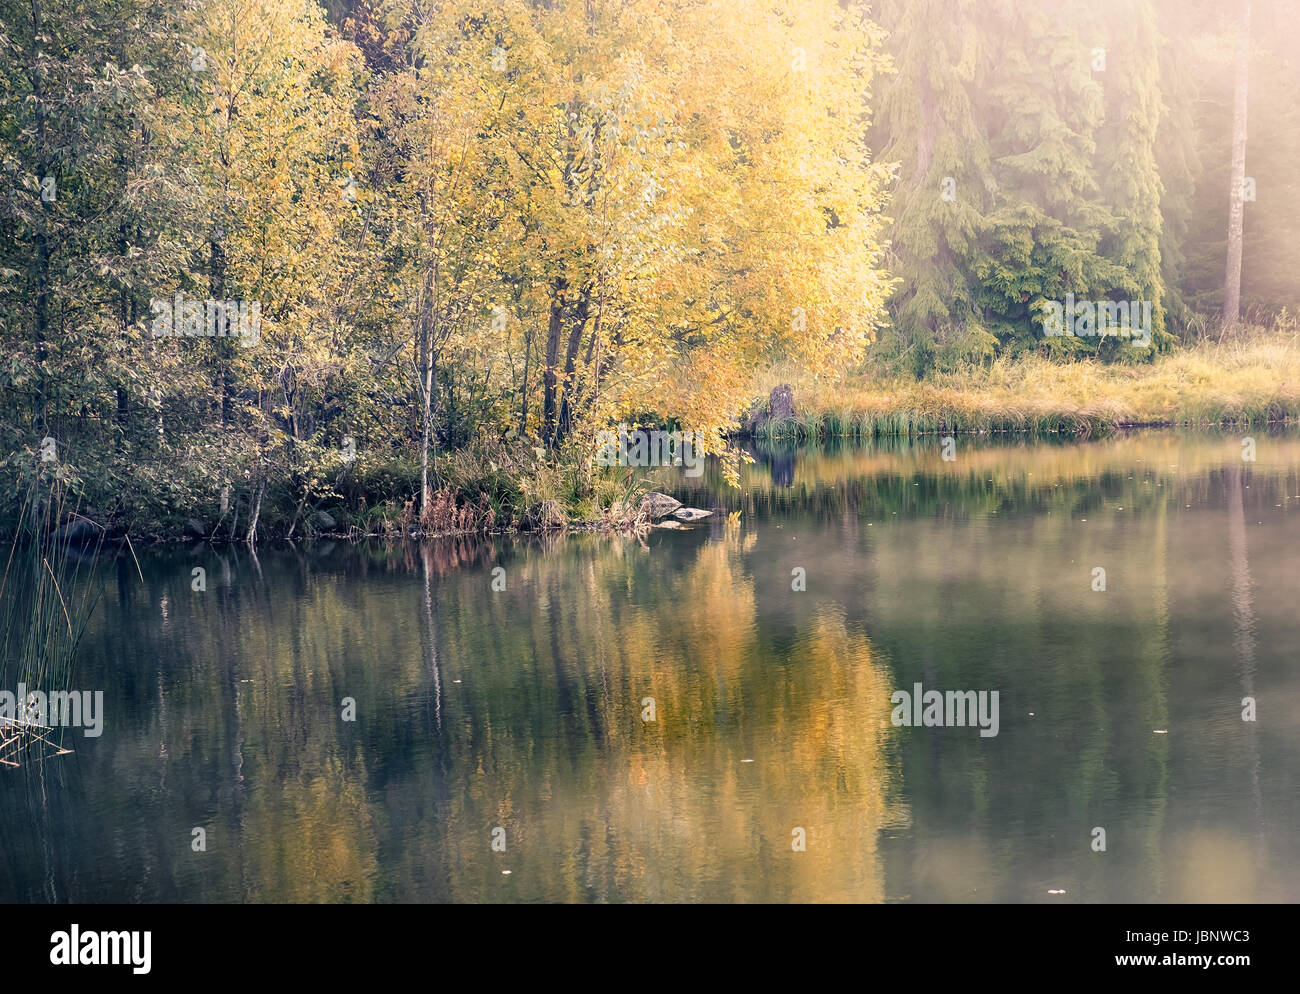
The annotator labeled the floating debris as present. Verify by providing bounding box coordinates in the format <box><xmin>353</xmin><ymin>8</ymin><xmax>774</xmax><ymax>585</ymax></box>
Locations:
<box><xmin>0</xmin><ymin>717</ymin><xmax>73</xmax><ymax>768</ymax></box>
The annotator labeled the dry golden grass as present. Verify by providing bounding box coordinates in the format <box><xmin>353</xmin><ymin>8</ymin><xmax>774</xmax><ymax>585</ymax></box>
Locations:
<box><xmin>753</xmin><ymin>325</ymin><xmax>1300</xmax><ymax>437</ymax></box>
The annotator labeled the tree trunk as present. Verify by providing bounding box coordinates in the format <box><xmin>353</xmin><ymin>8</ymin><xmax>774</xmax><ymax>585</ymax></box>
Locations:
<box><xmin>518</xmin><ymin>322</ymin><xmax>533</xmax><ymax>438</ymax></box>
<box><xmin>229</xmin><ymin>493</ymin><xmax>241</xmax><ymax>546</ymax></box>
<box><xmin>29</xmin><ymin>0</ymin><xmax>50</xmax><ymax>433</ymax></box>
<box><xmin>246</xmin><ymin>480</ymin><xmax>264</xmax><ymax>545</ymax></box>
<box><xmin>557</xmin><ymin>290</ymin><xmax>590</xmax><ymax>442</ymax></box>
<box><xmin>115</xmin><ymin>145</ymin><xmax>131</xmax><ymax>449</ymax></box>
<box><xmin>542</xmin><ymin>276</ymin><xmax>566</xmax><ymax>446</ymax></box>
<box><xmin>419</xmin><ymin>326</ymin><xmax>435</xmax><ymax>518</ymax></box>
<box><xmin>1222</xmin><ymin>0</ymin><xmax>1251</xmax><ymax>329</ymax></box>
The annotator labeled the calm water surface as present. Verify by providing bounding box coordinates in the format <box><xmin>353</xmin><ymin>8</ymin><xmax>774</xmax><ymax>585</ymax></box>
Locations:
<box><xmin>2</xmin><ymin>430</ymin><xmax>1298</xmax><ymax>902</ymax></box>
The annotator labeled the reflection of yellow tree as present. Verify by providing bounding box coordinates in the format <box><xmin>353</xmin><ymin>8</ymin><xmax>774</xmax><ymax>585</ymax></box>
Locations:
<box><xmin>737</xmin><ymin>609</ymin><xmax>901</xmax><ymax>903</ymax></box>
<box><xmin>604</xmin><ymin>606</ymin><xmax>900</xmax><ymax>903</ymax></box>
<box><xmin>423</xmin><ymin>523</ymin><xmax>901</xmax><ymax>902</ymax></box>
<box><xmin>242</xmin><ymin>756</ymin><xmax>380</xmax><ymax>903</ymax></box>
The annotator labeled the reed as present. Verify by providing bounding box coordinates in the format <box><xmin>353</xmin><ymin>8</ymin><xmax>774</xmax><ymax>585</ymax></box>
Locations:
<box><xmin>0</xmin><ymin>471</ymin><xmax>104</xmax><ymax>765</ymax></box>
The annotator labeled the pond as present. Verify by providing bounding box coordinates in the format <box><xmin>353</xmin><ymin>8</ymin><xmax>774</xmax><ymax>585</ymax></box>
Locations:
<box><xmin>2</xmin><ymin>429</ymin><xmax>1298</xmax><ymax>902</ymax></box>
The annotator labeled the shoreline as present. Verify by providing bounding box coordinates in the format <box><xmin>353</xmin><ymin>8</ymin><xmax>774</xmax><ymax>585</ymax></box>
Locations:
<box><xmin>742</xmin><ymin>415</ymin><xmax>1300</xmax><ymax>442</ymax></box>
<box><xmin>24</xmin><ymin>416</ymin><xmax>1299</xmax><ymax>548</ymax></box>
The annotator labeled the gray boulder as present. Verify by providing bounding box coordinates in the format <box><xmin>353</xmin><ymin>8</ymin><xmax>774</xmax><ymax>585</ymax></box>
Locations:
<box><xmin>640</xmin><ymin>492</ymin><xmax>683</xmax><ymax>521</ymax></box>
<box><xmin>310</xmin><ymin>510</ymin><xmax>337</xmax><ymax>531</ymax></box>
<box><xmin>184</xmin><ymin>518</ymin><xmax>207</xmax><ymax>539</ymax></box>
<box><xmin>55</xmin><ymin>516</ymin><xmax>101</xmax><ymax>546</ymax></box>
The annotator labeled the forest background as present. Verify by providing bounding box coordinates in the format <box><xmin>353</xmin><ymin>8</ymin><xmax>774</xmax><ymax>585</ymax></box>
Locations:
<box><xmin>2</xmin><ymin>0</ymin><xmax>1295</xmax><ymax>541</ymax></box>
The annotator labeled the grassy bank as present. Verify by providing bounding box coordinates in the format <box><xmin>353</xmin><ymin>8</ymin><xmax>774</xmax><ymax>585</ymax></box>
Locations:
<box><xmin>328</xmin><ymin>445</ymin><xmax>651</xmax><ymax>542</ymax></box>
<box><xmin>750</xmin><ymin>327</ymin><xmax>1300</xmax><ymax>440</ymax></box>
<box><xmin>0</xmin><ymin>439</ymin><xmax>652</xmax><ymax>545</ymax></box>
